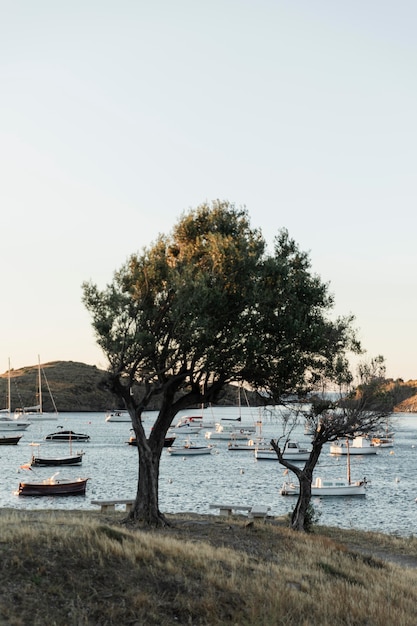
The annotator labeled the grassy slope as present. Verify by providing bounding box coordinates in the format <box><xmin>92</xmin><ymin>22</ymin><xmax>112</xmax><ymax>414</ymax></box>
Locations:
<box><xmin>1</xmin><ymin>510</ymin><xmax>417</xmax><ymax>625</ymax></box>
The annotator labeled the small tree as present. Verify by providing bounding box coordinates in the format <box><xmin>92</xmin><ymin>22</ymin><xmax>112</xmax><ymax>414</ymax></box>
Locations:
<box><xmin>271</xmin><ymin>356</ymin><xmax>393</xmax><ymax>532</ymax></box>
<box><xmin>82</xmin><ymin>200</ymin><xmax>360</xmax><ymax>526</ymax></box>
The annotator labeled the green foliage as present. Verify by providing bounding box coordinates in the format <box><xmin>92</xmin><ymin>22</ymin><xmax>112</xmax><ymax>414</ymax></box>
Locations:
<box><xmin>82</xmin><ymin>201</ymin><xmax>360</xmax><ymax>407</ymax></box>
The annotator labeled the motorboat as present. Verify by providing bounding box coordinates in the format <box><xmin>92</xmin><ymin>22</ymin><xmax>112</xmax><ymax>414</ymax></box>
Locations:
<box><xmin>105</xmin><ymin>410</ymin><xmax>131</xmax><ymax>422</ymax></box>
<box><xmin>167</xmin><ymin>439</ymin><xmax>214</xmax><ymax>456</ymax></box>
<box><xmin>255</xmin><ymin>441</ymin><xmax>311</xmax><ymax>461</ymax></box>
<box><xmin>0</xmin><ymin>416</ymin><xmax>31</xmax><ymax>431</ymax></box>
<box><xmin>44</xmin><ymin>430</ymin><xmax>90</xmax><ymax>442</ymax></box>
<box><xmin>0</xmin><ymin>434</ymin><xmax>23</xmax><ymax>445</ymax></box>
<box><xmin>17</xmin><ymin>474</ymin><xmax>89</xmax><ymax>496</ymax></box>
<box><xmin>280</xmin><ymin>476</ymin><xmax>367</xmax><ymax>497</ymax></box>
<box><xmin>330</xmin><ymin>436</ymin><xmax>377</xmax><ymax>455</ymax></box>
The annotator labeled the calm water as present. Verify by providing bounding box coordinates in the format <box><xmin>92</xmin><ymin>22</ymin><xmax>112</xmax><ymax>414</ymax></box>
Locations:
<box><xmin>1</xmin><ymin>407</ymin><xmax>417</xmax><ymax>537</ymax></box>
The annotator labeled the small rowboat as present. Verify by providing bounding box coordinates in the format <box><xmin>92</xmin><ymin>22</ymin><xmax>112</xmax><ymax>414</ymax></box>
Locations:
<box><xmin>17</xmin><ymin>475</ymin><xmax>89</xmax><ymax>496</ymax></box>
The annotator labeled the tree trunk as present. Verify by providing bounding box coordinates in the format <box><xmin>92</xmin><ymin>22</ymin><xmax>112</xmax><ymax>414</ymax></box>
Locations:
<box><xmin>290</xmin><ymin>473</ymin><xmax>312</xmax><ymax>531</ymax></box>
<box><xmin>128</xmin><ymin>440</ymin><xmax>169</xmax><ymax>526</ymax></box>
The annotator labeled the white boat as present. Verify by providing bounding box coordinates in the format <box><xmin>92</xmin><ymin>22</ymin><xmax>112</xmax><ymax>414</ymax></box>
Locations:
<box><xmin>105</xmin><ymin>409</ymin><xmax>131</xmax><ymax>422</ymax></box>
<box><xmin>14</xmin><ymin>356</ymin><xmax>58</xmax><ymax>421</ymax></box>
<box><xmin>0</xmin><ymin>360</ymin><xmax>31</xmax><ymax>431</ymax></box>
<box><xmin>280</xmin><ymin>476</ymin><xmax>367</xmax><ymax>496</ymax></box>
<box><xmin>168</xmin><ymin>416</ymin><xmax>204</xmax><ymax>434</ymax></box>
<box><xmin>167</xmin><ymin>439</ymin><xmax>213</xmax><ymax>456</ymax></box>
<box><xmin>0</xmin><ymin>416</ymin><xmax>31</xmax><ymax>431</ymax></box>
<box><xmin>330</xmin><ymin>436</ymin><xmax>377</xmax><ymax>455</ymax></box>
<box><xmin>255</xmin><ymin>440</ymin><xmax>311</xmax><ymax>461</ymax></box>
<box><xmin>0</xmin><ymin>359</ymin><xmax>30</xmax><ymax>431</ymax></box>
<box><xmin>228</xmin><ymin>437</ymin><xmax>270</xmax><ymax>452</ymax></box>
<box><xmin>205</xmin><ymin>423</ymin><xmax>254</xmax><ymax>440</ymax></box>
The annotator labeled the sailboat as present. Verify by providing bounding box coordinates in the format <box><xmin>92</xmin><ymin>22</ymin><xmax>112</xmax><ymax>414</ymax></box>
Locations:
<box><xmin>14</xmin><ymin>356</ymin><xmax>58</xmax><ymax>421</ymax></box>
<box><xmin>280</xmin><ymin>440</ymin><xmax>367</xmax><ymax>496</ymax></box>
<box><xmin>0</xmin><ymin>359</ymin><xmax>31</xmax><ymax>432</ymax></box>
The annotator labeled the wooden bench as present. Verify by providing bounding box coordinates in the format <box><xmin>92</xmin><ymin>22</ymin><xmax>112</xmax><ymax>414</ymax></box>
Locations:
<box><xmin>91</xmin><ymin>499</ymin><xmax>135</xmax><ymax>513</ymax></box>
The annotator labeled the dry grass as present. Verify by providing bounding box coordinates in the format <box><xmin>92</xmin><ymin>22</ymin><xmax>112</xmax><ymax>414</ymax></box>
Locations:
<box><xmin>0</xmin><ymin>510</ymin><xmax>417</xmax><ymax>625</ymax></box>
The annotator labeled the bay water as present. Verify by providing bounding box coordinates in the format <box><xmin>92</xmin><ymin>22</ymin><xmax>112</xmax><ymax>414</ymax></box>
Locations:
<box><xmin>1</xmin><ymin>407</ymin><xmax>416</xmax><ymax>537</ymax></box>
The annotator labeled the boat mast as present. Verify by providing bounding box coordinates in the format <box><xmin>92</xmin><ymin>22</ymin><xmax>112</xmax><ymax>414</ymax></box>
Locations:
<box><xmin>7</xmin><ymin>358</ymin><xmax>11</xmax><ymax>415</ymax></box>
<box><xmin>346</xmin><ymin>439</ymin><xmax>351</xmax><ymax>484</ymax></box>
<box><xmin>37</xmin><ymin>355</ymin><xmax>42</xmax><ymax>414</ymax></box>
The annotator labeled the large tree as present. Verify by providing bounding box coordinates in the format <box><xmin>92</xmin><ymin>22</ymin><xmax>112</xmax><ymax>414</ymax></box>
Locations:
<box><xmin>271</xmin><ymin>356</ymin><xmax>393</xmax><ymax>531</ymax></box>
<box><xmin>82</xmin><ymin>200</ymin><xmax>360</xmax><ymax>526</ymax></box>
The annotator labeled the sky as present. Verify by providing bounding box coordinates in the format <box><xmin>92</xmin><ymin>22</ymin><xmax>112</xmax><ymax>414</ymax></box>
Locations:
<box><xmin>1</xmin><ymin>1</ymin><xmax>416</xmax><ymax>380</ymax></box>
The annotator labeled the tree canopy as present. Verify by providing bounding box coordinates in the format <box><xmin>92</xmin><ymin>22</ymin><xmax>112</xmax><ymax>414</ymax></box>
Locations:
<box><xmin>82</xmin><ymin>200</ymin><xmax>362</xmax><ymax>525</ymax></box>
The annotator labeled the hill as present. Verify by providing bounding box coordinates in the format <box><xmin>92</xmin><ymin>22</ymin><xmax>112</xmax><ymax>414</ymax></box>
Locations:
<box><xmin>0</xmin><ymin>360</ymin><xmax>258</xmax><ymax>413</ymax></box>
<box><xmin>1</xmin><ymin>360</ymin><xmax>417</xmax><ymax>413</ymax></box>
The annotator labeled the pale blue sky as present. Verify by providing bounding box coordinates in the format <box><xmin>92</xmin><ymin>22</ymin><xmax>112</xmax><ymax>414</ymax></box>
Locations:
<box><xmin>1</xmin><ymin>1</ymin><xmax>416</xmax><ymax>380</ymax></box>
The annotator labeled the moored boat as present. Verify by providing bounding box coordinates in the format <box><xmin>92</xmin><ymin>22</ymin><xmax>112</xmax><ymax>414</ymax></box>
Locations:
<box><xmin>0</xmin><ymin>416</ymin><xmax>31</xmax><ymax>431</ymax></box>
<box><xmin>280</xmin><ymin>476</ymin><xmax>367</xmax><ymax>497</ymax></box>
<box><xmin>205</xmin><ymin>423</ymin><xmax>254</xmax><ymax>440</ymax></box>
<box><xmin>44</xmin><ymin>430</ymin><xmax>90</xmax><ymax>442</ymax></box>
<box><xmin>31</xmin><ymin>451</ymin><xmax>85</xmax><ymax>466</ymax></box>
<box><xmin>255</xmin><ymin>440</ymin><xmax>311</xmax><ymax>461</ymax></box>
<box><xmin>167</xmin><ymin>439</ymin><xmax>213</xmax><ymax>456</ymax></box>
<box><xmin>0</xmin><ymin>434</ymin><xmax>23</xmax><ymax>445</ymax></box>
<box><xmin>228</xmin><ymin>438</ymin><xmax>270</xmax><ymax>452</ymax></box>
<box><xmin>371</xmin><ymin>436</ymin><xmax>394</xmax><ymax>448</ymax></box>
<box><xmin>17</xmin><ymin>475</ymin><xmax>89</xmax><ymax>496</ymax></box>
<box><xmin>14</xmin><ymin>356</ymin><xmax>59</xmax><ymax>421</ymax></box>
<box><xmin>105</xmin><ymin>410</ymin><xmax>131</xmax><ymax>422</ymax></box>
<box><xmin>330</xmin><ymin>436</ymin><xmax>377</xmax><ymax>455</ymax></box>
<box><xmin>127</xmin><ymin>435</ymin><xmax>176</xmax><ymax>447</ymax></box>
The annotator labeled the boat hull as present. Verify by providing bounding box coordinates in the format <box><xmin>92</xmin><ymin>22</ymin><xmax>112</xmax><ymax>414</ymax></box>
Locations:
<box><xmin>167</xmin><ymin>446</ymin><xmax>212</xmax><ymax>456</ymax></box>
<box><xmin>44</xmin><ymin>430</ymin><xmax>90</xmax><ymax>442</ymax></box>
<box><xmin>18</xmin><ymin>478</ymin><xmax>89</xmax><ymax>496</ymax></box>
<box><xmin>280</xmin><ymin>480</ymin><xmax>366</xmax><ymax>496</ymax></box>
<box><xmin>0</xmin><ymin>419</ymin><xmax>30</xmax><ymax>431</ymax></box>
<box><xmin>31</xmin><ymin>454</ymin><xmax>84</xmax><ymax>467</ymax></box>
<box><xmin>105</xmin><ymin>411</ymin><xmax>131</xmax><ymax>422</ymax></box>
<box><xmin>127</xmin><ymin>436</ymin><xmax>176</xmax><ymax>447</ymax></box>
<box><xmin>0</xmin><ymin>435</ymin><xmax>22</xmax><ymax>445</ymax></box>
<box><xmin>255</xmin><ymin>450</ymin><xmax>310</xmax><ymax>461</ymax></box>
<box><xmin>330</xmin><ymin>445</ymin><xmax>377</xmax><ymax>455</ymax></box>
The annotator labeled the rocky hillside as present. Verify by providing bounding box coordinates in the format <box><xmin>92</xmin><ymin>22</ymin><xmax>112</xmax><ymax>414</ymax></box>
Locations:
<box><xmin>1</xmin><ymin>361</ymin><xmax>416</xmax><ymax>413</ymax></box>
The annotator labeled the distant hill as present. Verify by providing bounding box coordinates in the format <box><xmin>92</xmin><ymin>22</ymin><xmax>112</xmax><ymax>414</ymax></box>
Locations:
<box><xmin>1</xmin><ymin>361</ymin><xmax>416</xmax><ymax>413</ymax></box>
<box><xmin>0</xmin><ymin>361</ymin><xmax>258</xmax><ymax>413</ymax></box>
<box><xmin>0</xmin><ymin>361</ymin><xmax>115</xmax><ymax>412</ymax></box>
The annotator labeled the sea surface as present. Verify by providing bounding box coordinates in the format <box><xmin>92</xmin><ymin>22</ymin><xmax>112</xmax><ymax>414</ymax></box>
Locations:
<box><xmin>1</xmin><ymin>407</ymin><xmax>417</xmax><ymax>537</ymax></box>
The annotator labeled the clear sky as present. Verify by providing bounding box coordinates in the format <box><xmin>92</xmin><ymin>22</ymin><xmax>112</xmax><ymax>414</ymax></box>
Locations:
<box><xmin>1</xmin><ymin>1</ymin><xmax>416</xmax><ymax>380</ymax></box>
